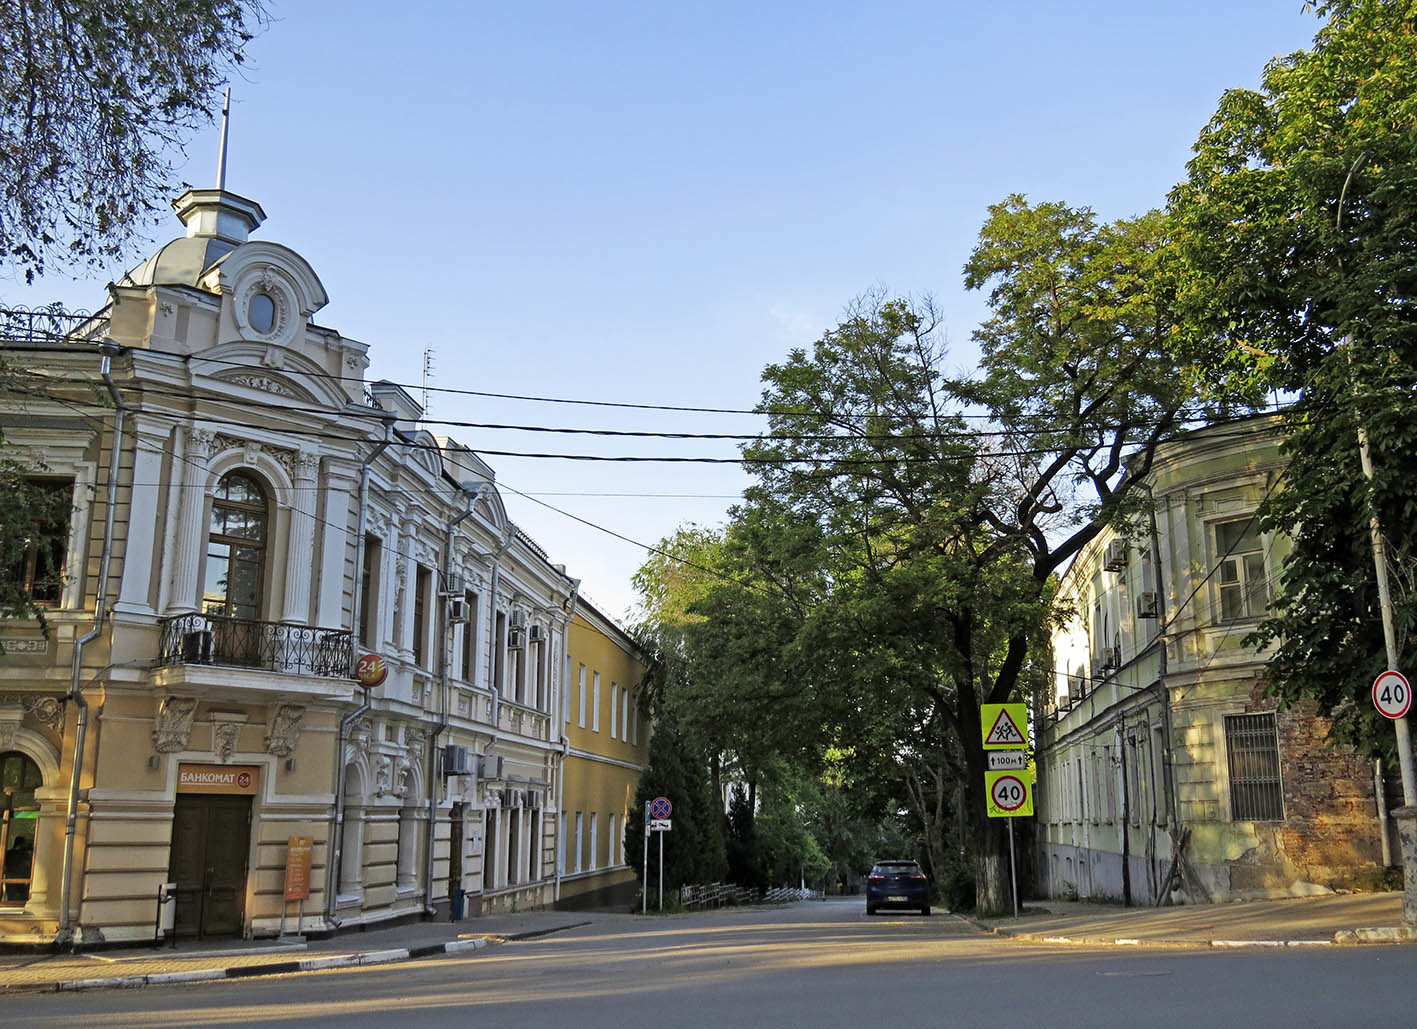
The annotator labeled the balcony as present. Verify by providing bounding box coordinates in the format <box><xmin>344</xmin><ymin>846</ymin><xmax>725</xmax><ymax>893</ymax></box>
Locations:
<box><xmin>158</xmin><ymin>613</ymin><xmax>353</xmax><ymax>679</ymax></box>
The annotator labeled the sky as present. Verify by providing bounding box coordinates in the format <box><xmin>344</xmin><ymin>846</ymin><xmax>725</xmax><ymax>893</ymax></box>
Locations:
<box><xmin>4</xmin><ymin>1</ymin><xmax>1325</xmax><ymax>623</ymax></box>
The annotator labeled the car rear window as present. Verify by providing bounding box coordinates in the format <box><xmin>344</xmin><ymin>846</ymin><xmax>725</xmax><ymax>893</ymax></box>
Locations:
<box><xmin>872</xmin><ymin>862</ymin><xmax>921</xmax><ymax>875</ymax></box>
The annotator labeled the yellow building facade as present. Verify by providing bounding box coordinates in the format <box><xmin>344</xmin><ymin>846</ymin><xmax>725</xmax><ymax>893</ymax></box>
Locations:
<box><xmin>557</xmin><ymin>600</ymin><xmax>648</xmax><ymax>908</ymax></box>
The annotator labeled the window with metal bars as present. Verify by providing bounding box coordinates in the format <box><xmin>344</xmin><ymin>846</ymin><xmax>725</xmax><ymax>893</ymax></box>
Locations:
<box><xmin>1224</xmin><ymin>713</ymin><xmax>1284</xmax><ymax>821</ymax></box>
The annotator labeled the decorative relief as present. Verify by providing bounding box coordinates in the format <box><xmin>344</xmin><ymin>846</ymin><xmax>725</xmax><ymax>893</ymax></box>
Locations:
<box><xmin>264</xmin><ymin>704</ymin><xmax>306</xmax><ymax>757</ymax></box>
<box><xmin>208</xmin><ymin>710</ymin><xmax>247</xmax><ymax>762</ymax></box>
<box><xmin>0</xmin><ymin>704</ymin><xmax>23</xmax><ymax>750</ymax></box>
<box><xmin>152</xmin><ymin>696</ymin><xmax>199</xmax><ymax>753</ymax></box>
<box><xmin>349</xmin><ymin>717</ymin><xmax>374</xmax><ymax>755</ymax></box>
<box><xmin>2</xmin><ymin>638</ymin><xmax>49</xmax><ymax>655</ymax></box>
<box><xmin>188</xmin><ymin>427</ymin><xmax>218</xmax><ymax>461</ymax></box>
<box><xmin>375</xmin><ymin>755</ymin><xmax>393</xmax><ymax>796</ymax></box>
<box><xmin>0</xmin><ymin>694</ymin><xmax>63</xmax><ymax>731</ymax></box>
<box><xmin>294</xmin><ymin>450</ymin><xmax>320</xmax><ymax>481</ymax></box>
<box><xmin>227</xmin><ymin>373</ymin><xmax>299</xmax><ymax>399</ymax></box>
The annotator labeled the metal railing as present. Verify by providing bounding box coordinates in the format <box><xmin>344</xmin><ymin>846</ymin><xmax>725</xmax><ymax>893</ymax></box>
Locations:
<box><xmin>0</xmin><ymin>305</ymin><xmax>111</xmax><ymax>345</ymax></box>
<box><xmin>158</xmin><ymin>613</ymin><xmax>353</xmax><ymax>678</ymax></box>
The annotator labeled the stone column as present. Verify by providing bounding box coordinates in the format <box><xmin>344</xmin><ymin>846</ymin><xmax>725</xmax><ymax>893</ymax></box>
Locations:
<box><xmin>164</xmin><ymin>427</ymin><xmax>217</xmax><ymax>614</ymax></box>
<box><xmin>281</xmin><ymin>450</ymin><xmax>320</xmax><ymax>624</ymax></box>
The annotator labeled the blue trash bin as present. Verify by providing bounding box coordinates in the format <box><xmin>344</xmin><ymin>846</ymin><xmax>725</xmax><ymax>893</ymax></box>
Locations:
<box><xmin>450</xmin><ymin>887</ymin><xmax>466</xmax><ymax>922</ymax></box>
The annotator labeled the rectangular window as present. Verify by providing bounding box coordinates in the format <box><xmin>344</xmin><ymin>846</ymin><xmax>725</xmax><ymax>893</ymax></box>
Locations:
<box><xmin>413</xmin><ymin>565</ymin><xmax>431</xmax><ymax>667</ymax></box>
<box><xmin>3</xmin><ymin>477</ymin><xmax>72</xmax><ymax>607</ymax></box>
<box><xmin>589</xmin><ymin>813</ymin><xmax>599</xmax><ymax>871</ymax></box>
<box><xmin>1215</xmin><ymin>517</ymin><xmax>1267</xmax><ymax>622</ymax></box>
<box><xmin>359</xmin><ymin>534</ymin><xmax>380</xmax><ymax>643</ymax></box>
<box><xmin>608</xmin><ymin>813</ymin><xmax>618</xmax><ymax>866</ymax></box>
<box><xmin>574</xmin><ymin>812</ymin><xmax>583</xmax><ymax>872</ymax></box>
<box><xmin>459</xmin><ymin>590</ymin><xmax>480</xmax><ymax>683</ymax></box>
<box><xmin>578</xmin><ymin>665</ymin><xmax>587</xmax><ymax>728</ymax></box>
<box><xmin>610</xmin><ymin>683</ymin><xmax>619</xmax><ymax>739</ymax></box>
<box><xmin>493</xmin><ymin>610</ymin><xmax>507</xmax><ymax>695</ymax></box>
<box><xmin>559</xmin><ymin>811</ymin><xmax>567</xmax><ymax>874</ymax></box>
<box><xmin>1225</xmin><ymin>712</ymin><xmax>1284</xmax><ymax>820</ymax></box>
<box><xmin>592</xmin><ymin>673</ymin><xmax>601</xmax><ymax>732</ymax></box>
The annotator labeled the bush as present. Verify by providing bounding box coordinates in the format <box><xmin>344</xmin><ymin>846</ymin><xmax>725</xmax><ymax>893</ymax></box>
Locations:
<box><xmin>939</xmin><ymin>862</ymin><xmax>976</xmax><ymax>913</ymax></box>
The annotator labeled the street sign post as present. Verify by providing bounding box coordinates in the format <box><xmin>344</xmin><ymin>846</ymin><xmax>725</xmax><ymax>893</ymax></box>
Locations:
<box><xmin>648</xmin><ymin>797</ymin><xmax>672</xmax><ymax>911</ymax></box>
<box><xmin>1374</xmin><ymin>670</ymin><xmax>1413</xmax><ymax>721</ymax></box>
<box><xmin>980</xmin><ymin>706</ymin><xmax>1031</xmax><ymax>918</ymax></box>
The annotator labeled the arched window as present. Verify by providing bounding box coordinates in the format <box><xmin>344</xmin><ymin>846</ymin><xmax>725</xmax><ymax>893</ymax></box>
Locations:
<box><xmin>1</xmin><ymin>751</ymin><xmax>42</xmax><ymax>904</ymax></box>
<box><xmin>203</xmin><ymin>472</ymin><xmax>268</xmax><ymax>620</ymax></box>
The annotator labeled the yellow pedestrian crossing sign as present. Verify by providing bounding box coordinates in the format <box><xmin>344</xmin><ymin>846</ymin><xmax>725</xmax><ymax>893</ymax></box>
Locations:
<box><xmin>981</xmin><ymin>703</ymin><xmax>1028</xmax><ymax>750</ymax></box>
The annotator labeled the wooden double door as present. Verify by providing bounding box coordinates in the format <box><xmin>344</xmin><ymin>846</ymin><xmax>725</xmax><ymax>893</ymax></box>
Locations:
<box><xmin>168</xmin><ymin>794</ymin><xmax>252</xmax><ymax>938</ymax></box>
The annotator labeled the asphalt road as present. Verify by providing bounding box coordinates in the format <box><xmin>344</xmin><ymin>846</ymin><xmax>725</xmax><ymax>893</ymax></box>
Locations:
<box><xmin>10</xmin><ymin>898</ymin><xmax>1417</xmax><ymax>1027</ymax></box>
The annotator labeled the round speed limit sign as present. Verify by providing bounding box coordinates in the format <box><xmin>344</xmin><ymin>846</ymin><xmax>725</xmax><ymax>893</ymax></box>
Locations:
<box><xmin>1372</xmin><ymin>670</ymin><xmax>1412</xmax><ymax>720</ymax></box>
<box><xmin>990</xmin><ymin>774</ymin><xmax>1028</xmax><ymax>813</ymax></box>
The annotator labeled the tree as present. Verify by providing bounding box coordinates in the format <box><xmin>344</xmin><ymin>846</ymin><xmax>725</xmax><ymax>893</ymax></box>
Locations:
<box><xmin>623</xmin><ymin>708</ymin><xmax>727</xmax><ymax>894</ymax></box>
<box><xmin>1170</xmin><ymin>0</ymin><xmax>1417</xmax><ymax>754</ymax></box>
<box><xmin>728</xmin><ymin>193</ymin><xmax>1198</xmax><ymax>910</ymax></box>
<box><xmin>1</xmin><ymin>0</ymin><xmax>266</xmax><ymax>284</ymax></box>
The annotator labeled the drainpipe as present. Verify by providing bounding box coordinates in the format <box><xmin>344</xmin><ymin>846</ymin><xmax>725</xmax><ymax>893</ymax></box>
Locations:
<box><xmin>553</xmin><ymin>579</ymin><xmax>579</xmax><ymax>901</ymax></box>
<box><xmin>425</xmin><ymin>480</ymin><xmax>486</xmax><ymax>916</ymax></box>
<box><xmin>324</xmin><ymin>415</ymin><xmax>396</xmax><ymax>928</ymax></box>
<box><xmin>57</xmin><ymin>344</ymin><xmax>126</xmax><ymax>948</ymax></box>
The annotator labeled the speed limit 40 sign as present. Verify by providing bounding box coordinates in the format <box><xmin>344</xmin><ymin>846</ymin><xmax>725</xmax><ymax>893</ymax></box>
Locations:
<box><xmin>1373</xmin><ymin>670</ymin><xmax>1412</xmax><ymax>720</ymax></box>
<box><xmin>985</xmin><ymin>770</ymin><xmax>1033</xmax><ymax>818</ymax></box>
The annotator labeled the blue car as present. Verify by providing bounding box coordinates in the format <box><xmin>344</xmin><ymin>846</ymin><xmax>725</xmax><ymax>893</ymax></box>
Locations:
<box><xmin>865</xmin><ymin>860</ymin><xmax>931</xmax><ymax>916</ymax></box>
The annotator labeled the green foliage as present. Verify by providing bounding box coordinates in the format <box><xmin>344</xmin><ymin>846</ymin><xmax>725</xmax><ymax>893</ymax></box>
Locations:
<box><xmin>1173</xmin><ymin>0</ymin><xmax>1417</xmax><ymax>751</ymax></box>
<box><xmin>623</xmin><ymin>709</ymin><xmax>727</xmax><ymax>890</ymax></box>
<box><xmin>0</xmin><ymin>1</ymin><xmax>267</xmax><ymax>283</ymax></box>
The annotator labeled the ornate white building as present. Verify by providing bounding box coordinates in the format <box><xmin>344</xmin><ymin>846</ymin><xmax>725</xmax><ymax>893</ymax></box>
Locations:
<box><xmin>0</xmin><ymin>183</ymin><xmax>638</xmax><ymax>945</ymax></box>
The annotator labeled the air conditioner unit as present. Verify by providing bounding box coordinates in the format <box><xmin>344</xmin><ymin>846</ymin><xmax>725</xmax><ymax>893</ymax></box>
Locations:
<box><xmin>448</xmin><ymin>596</ymin><xmax>469</xmax><ymax>624</ymax></box>
<box><xmin>442</xmin><ymin>571</ymin><xmax>467</xmax><ymax>596</ymax></box>
<box><xmin>1102</xmin><ymin>646</ymin><xmax>1119</xmax><ymax>670</ymax></box>
<box><xmin>507</xmin><ymin>626</ymin><xmax>525</xmax><ymax>651</ymax></box>
<box><xmin>443</xmin><ymin>743</ymin><xmax>472</xmax><ymax>776</ymax></box>
<box><xmin>1103</xmin><ymin>539</ymin><xmax>1129</xmax><ymax>571</ymax></box>
<box><xmin>478</xmin><ymin>754</ymin><xmax>504</xmax><ymax>780</ymax></box>
<box><xmin>1137</xmin><ymin>591</ymin><xmax>1159</xmax><ymax>619</ymax></box>
<box><xmin>181</xmin><ymin>629</ymin><xmax>213</xmax><ymax>664</ymax></box>
<box><xmin>509</xmin><ymin>610</ymin><xmax>525</xmax><ymax>629</ymax></box>
<box><xmin>527</xmin><ymin>624</ymin><xmax>545</xmax><ymax>644</ymax></box>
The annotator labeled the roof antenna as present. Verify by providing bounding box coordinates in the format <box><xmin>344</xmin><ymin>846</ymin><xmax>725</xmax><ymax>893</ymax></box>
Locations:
<box><xmin>217</xmin><ymin>87</ymin><xmax>231</xmax><ymax>190</ymax></box>
<box><xmin>422</xmin><ymin>348</ymin><xmax>436</xmax><ymax>421</ymax></box>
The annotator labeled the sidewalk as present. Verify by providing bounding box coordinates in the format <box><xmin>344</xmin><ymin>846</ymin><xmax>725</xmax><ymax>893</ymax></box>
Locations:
<box><xmin>0</xmin><ymin>909</ymin><xmax>595</xmax><ymax>995</ymax></box>
<box><xmin>967</xmin><ymin>891</ymin><xmax>1413</xmax><ymax>948</ymax></box>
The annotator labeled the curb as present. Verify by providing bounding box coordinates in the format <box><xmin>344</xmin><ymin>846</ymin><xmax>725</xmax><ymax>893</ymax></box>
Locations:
<box><xmin>26</xmin><ymin>937</ymin><xmax>491</xmax><ymax>994</ymax></box>
<box><xmin>957</xmin><ymin>914</ymin><xmax>1413</xmax><ymax>949</ymax></box>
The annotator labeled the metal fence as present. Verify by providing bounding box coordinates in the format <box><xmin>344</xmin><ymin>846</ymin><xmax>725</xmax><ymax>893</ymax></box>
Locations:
<box><xmin>0</xmin><ymin>305</ymin><xmax>110</xmax><ymax>345</ymax></box>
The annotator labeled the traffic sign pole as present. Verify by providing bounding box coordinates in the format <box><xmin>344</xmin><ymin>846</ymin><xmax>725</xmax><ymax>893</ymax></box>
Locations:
<box><xmin>643</xmin><ymin>801</ymin><xmax>649</xmax><ymax>915</ymax></box>
<box><xmin>1008</xmin><ymin>820</ymin><xmax>1018</xmax><ymax>919</ymax></box>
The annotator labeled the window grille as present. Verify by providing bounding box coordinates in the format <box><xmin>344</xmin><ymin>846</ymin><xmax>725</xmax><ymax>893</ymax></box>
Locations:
<box><xmin>1225</xmin><ymin>713</ymin><xmax>1284</xmax><ymax>820</ymax></box>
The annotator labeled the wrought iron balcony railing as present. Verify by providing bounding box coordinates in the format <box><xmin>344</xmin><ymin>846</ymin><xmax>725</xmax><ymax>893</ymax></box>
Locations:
<box><xmin>158</xmin><ymin>613</ymin><xmax>353</xmax><ymax>679</ymax></box>
<box><xmin>0</xmin><ymin>305</ymin><xmax>111</xmax><ymax>345</ymax></box>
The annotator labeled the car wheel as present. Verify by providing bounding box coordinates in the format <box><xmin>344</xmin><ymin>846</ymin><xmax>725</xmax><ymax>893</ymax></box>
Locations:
<box><xmin>866</xmin><ymin>904</ymin><xmax>877</xmax><ymax>916</ymax></box>
<box><xmin>921</xmin><ymin>904</ymin><xmax>931</xmax><ymax>916</ymax></box>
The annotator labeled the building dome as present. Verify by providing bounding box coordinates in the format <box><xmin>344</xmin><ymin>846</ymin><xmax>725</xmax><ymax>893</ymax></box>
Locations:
<box><xmin>119</xmin><ymin>188</ymin><xmax>266</xmax><ymax>289</ymax></box>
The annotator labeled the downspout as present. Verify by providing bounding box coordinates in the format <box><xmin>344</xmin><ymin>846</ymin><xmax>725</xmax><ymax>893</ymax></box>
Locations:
<box><xmin>1142</xmin><ymin>482</ymin><xmax>1182</xmax><ymax>900</ymax></box>
<box><xmin>425</xmin><ymin>484</ymin><xmax>482</xmax><ymax>916</ymax></box>
<box><xmin>324</xmin><ymin>415</ymin><xmax>396</xmax><ymax>928</ymax></box>
<box><xmin>553</xmin><ymin>579</ymin><xmax>579</xmax><ymax>901</ymax></box>
<box><xmin>58</xmin><ymin>344</ymin><xmax>125</xmax><ymax>948</ymax></box>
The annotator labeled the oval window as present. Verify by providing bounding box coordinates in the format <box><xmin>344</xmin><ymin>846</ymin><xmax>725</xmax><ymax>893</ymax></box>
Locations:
<box><xmin>248</xmin><ymin>292</ymin><xmax>276</xmax><ymax>334</ymax></box>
